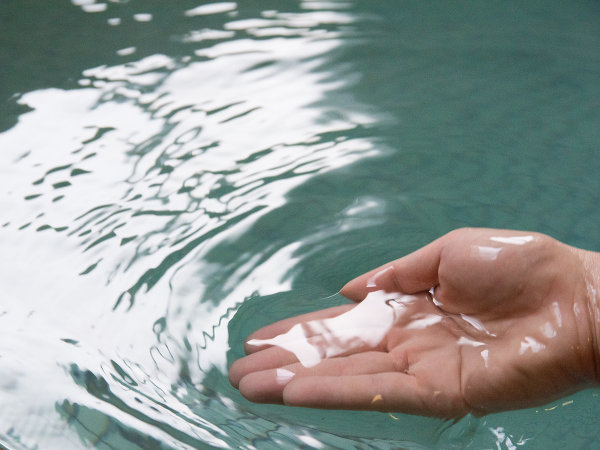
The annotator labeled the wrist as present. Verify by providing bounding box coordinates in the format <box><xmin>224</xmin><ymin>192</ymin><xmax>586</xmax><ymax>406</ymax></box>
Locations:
<box><xmin>577</xmin><ymin>248</ymin><xmax>600</xmax><ymax>384</ymax></box>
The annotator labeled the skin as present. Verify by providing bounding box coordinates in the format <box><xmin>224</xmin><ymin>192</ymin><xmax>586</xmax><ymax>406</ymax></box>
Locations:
<box><xmin>229</xmin><ymin>228</ymin><xmax>600</xmax><ymax>418</ymax></box>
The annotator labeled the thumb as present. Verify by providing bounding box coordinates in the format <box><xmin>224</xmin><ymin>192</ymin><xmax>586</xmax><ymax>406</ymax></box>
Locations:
<box><xmin>339</xmin><ymin>235</ymin><xmax>445</xmax><ymax>301</ymax></box>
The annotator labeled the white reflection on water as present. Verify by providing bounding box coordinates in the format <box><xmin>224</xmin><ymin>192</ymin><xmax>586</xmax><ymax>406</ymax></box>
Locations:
<box><xmin>185</xmin><ymin>2</ymin><xmax>237</xmax><ymax>17</ymax></box>
<box><xmin>247</xmin><ymin>291</ymin><xmax>418</xmax><ymax>367</ymax></box>
<box><xmin>0</xmin><ymin>4</ymin><xmax>380</xmax><ymax>448</ymax></box>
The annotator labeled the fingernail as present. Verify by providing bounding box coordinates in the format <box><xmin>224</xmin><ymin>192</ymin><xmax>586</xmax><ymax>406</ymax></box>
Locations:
<box><xmin>276</xmin><ymin>368</ymin><xmax>295</xmax><ymax>385</ymax></box>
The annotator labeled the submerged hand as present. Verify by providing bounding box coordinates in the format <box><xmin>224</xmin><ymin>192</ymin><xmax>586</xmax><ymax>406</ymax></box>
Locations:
<box><xmin>229</xmin><ymin>228</ymin><xmax>600</xmax><ymax>417</ymax></box>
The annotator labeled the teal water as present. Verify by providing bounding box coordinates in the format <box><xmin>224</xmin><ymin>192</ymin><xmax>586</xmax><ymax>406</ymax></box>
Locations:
<box><xmin>1</xmin><ymin>0</ymin><xmax>600</xmax><ymax>448</ymax></box>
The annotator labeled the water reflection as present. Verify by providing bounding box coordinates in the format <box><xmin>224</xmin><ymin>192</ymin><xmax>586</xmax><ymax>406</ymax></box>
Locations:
<box><xmin>247</xmin><ymin>291</ymin><xmax>420</xmax><ymax>367</ymax></box>
<box><xmin>0</xmin><ymin>2</ymin><xmax>386</xmax><ymax>448</ymax></box>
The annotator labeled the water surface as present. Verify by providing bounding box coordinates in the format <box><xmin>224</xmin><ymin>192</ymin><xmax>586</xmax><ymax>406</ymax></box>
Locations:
<box><xmin>1</xmin><ymin>0</ymin><xmax>600</xmax><ymax>448</ymax></box>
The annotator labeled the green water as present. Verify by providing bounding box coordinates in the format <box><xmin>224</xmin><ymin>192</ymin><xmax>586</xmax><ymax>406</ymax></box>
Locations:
<box><xmin>1</xmin><ymin>0</ymin><xmax>599</xmax><ymax>448</ymax></box>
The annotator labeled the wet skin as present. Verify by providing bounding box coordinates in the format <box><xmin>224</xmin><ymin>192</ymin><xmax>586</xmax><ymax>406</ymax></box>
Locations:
<box><xmin>229</xmin><ymin>228</ymin><xmax>600</xmax><ymax>418</ymax></box>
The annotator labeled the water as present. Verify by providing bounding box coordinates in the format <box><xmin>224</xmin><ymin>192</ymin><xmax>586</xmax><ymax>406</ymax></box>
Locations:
<box><xmin>1</xmin><ymin>0</ymin><xmax>599</xmax><ymax>448</ymax></box>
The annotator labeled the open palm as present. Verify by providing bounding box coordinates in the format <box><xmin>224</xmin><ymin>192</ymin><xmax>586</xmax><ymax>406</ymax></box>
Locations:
<box><xmin>229</xmin><ymin>228</ymin><xmax>599</xmax><ymax>417</ymax></box>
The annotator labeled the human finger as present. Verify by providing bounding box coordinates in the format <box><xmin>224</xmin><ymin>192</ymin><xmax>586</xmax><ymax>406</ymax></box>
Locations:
<box><xmin>340</xmin><ymin>236</ymin><xmax>446</xmax><ymax>301</ymax></box>
<box><xmin>236</xmin><ymin>351</ymin><xmax>399</xmax><ymax>404</ymax></box>
<box><xmin>231</xmin><ymin>318</ymin><xmax>393</xmax><ymax>389</ymax></box>
<box><xmin>229</xmin><ymin>345</ymin><xmax>300</xmax><ymax>388</ymax></box>
<box><xmin>244</xmin><ymin>304</ymin><xmax>354</xmax><ymax>354</ymax></box>
<box><xmin>282</xmin><ymin>372</ymin><xmax>466</xmax><ymax>417</ymax></box>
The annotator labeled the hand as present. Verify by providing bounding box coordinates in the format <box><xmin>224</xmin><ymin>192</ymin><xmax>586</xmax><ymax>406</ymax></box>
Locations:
<box><xmin>229</xmin><ymin>228</ymin><xmax>600</xmax><ymax>417</ymax></box>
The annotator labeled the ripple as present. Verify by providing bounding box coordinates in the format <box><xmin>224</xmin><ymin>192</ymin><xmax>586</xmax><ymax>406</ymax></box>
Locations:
<box><xmin>2</xmin><ymin>0</ymin><xmax>600</xmax><ymax>448</ymax></box>
<box><xmin>0</xmin><ymin>1</ymin><xmax>381</xmax><ymax>448</ymax></box>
